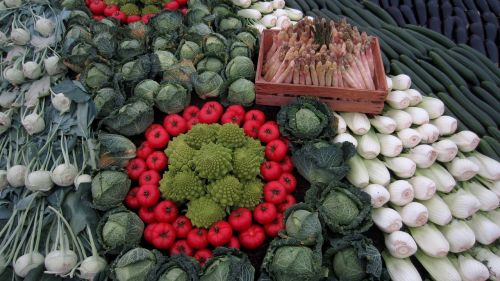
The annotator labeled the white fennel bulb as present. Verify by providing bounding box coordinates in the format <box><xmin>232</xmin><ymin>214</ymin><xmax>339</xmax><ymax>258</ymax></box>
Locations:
<box><xmin>355</xmin><ymin>129</ymin><xmax>380</xmax><ymax>159</ymax></box>
<box><xmin>432</xmin><ymin>139</ymin><xmax>458</xmax><ymax>162</ymax></box>
<box><xmin>384</xmin><ymin>231</ymin><xmax>417</xmax><ymax>258</ymax></box>
<box><xmin>409</xmin><ymin>176</ymin><xmax>436</xmax><ymax>200</ymax></box>
<box><xmin>485</xmin><ymin>209</ymin><xmax>500</xmax><ymax>226</ymax></box>
<box><xmin>386</xmin><ymin>90</ymin><xmax>410</xmax><ymax>109</ymax></box>
<box><xmin>410</xmin><ymin>224</ymin><xmax>450</xmax><ymax>258</ymax></box>
<box><xmin>417</xmin><ymin>96</ymin><xmax>445</xmax><ymax>119</ymax></box>
<box><xmin>397</xmin><ymin>128</ymin><xmax>421</xmax><ymax>148</ymax></box>
<box><xmin>341</xmin><ymin>112</ymin><xmax>370</xmax><ymax>135</ymax></box>
<box><xmin>272</xmin><ymin>0</ymin><xmax>285</xmax><ymax>9</ymax></box>
<box><xmin>394</xmin><ymin>202</ymin><xmax>428</xmax><ymax>227</ymax></box>
<box><xmin>430</xmin><ymin>116</ymin><xmax>457</xmax><ymax>136</ymax></box>
<box><xmin>419</xmin><ymin>195</ymin><xmax>452</xmax><ymax>226</ymax></box>
<box><xmin>385</xmin><ymin>76</ymin><xmax>393</xmax><ymax>91</ymax></box>
<box><xmin>377</xmin><ymin>134</ymin><xmax>403</xmax><ymax>157</ymax></box>
<box><xmin>391</xmin><ymin>74</ymin><xmax>411</xmax><ymax>90</ymax></box>
<box><xmin>237</xmin><ymin>9</ymin><xmax>262</xmax><ymax>19</ymax></box>
<box><xmin>333</xmin><ymin>133</ymin><xmax>357</xmax><ymax>147</ymax></box>
<box><xmin>388</xmin><ymin>180</ymin><xmax>414</xmax><ymax>206</ymax></box>
<box><xmin>406</xmin><ymin>89</ymin><xmax>423</xmax><ymax>106</ymax></box>
<box><xmin>370</xmin><ymin>115</ymin><xmax>397</xmax><ymax>134</ymax></box>
<box><xmin>363</xmin><ymin>158</ymin><xmax>391</xmax><ymax>186</ymax></box>
<box><xmin>333</xmin><ymin>112</ymin><xmax>347</xmax><ymax>134</ymax></box>
<box><xmin>382</xmin><ymin>253</ymin><xmax>422</xmax><ymax>281</ymax></box>
<box><xmin>363</xmin><ymin>184</ymin><xmax>390</xmax><ymax>208</ymax></box>
<box><xmin>415</xmin><ymin>164</ymin><xmax>456</xmax><ymax>193</ymax></box>
<box><xmin>260</xmin><ymin>14</ymin><xmax>277</xmax><ymax>27</ymax></box>
<box><xmin>471</xmin><ymin>247</ymin><xmax>500</xmax><ymax>281</ymax></box>
<box><xmin>454</xmin><ymin>254</ymin><xmax>490</xmax><ymax>281</ymax></box>
<box><xmin>416</xmin><ymin>124</ymin><xmax>440</xmax><ymax>144</ymax></box>
<box><xmin>466</xmin><ymin>213</ymin><xmax>500</xmax><ymax>245</ymax></box>
<box><xmin>442</xmin><ymin>189</ymin><xmax>481</xmax><ymax>219</ymax></box>
<box><xmin>284</xmin><ymin>8</ymin><xmax>303</xmax><ymax>21</ymax></box>
<box><xmin>384</xmin><ymin>156</ymin><xmax>417</xmax><ymax>178</ymax></box>
<box><xmin>372</xmin><ymin>207</ymin><xmax>403</xmax><ymax>233</ymax></box>
<box><xmin>467</xmin><ymin>152</ymin><xmax>500</xmax><ymax>181</ymax></box>
<box><xmin>385</xmin><ymin>109</ymin><xmax>412</xmax><ymax>131</ymax></box>
<box><xmin>438</xmin><ymin>219</ymin><xmax>476</xmax><ymax>253</ymax></box>
<box><xmin>446</xmin><ymin>157</ymin><xmax>480</xmax><ymax>181</ymax></box>
<box><xmin>402</xmin><ymin>144</ymin><xmax>438</xmax><ymax>169</ymax></box>
<box><xmin>346</xmin><ymin>154</ymin><xmax>369</xmax><ymax>188</ymax></box>
<box><xmin>231</xmin><ymin>0</ymin><xmax>251</xmax><ymax>8</ymax></box>
<box><xmin>448</xmin><ymin>131</ymin><xmax>480</xmax><ymax>152</ymax></box>
<box><xmin>415</xmin><ymin>251</ymin><xmax>461</xmax><ymax>281</ymax></box>
<box><xmin>403</xmin><ymin>107</ymin><xmax>429</xmax><ymax>125</ymax></box>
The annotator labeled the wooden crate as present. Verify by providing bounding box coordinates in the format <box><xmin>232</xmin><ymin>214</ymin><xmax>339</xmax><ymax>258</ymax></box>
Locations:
<box><xmin>255</xmin><ymin>29</ymin><xmax>388</xmax><ymax>114</ymax></box>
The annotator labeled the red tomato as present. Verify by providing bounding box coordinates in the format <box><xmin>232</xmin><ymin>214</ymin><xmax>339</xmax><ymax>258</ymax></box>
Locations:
<box><xmin>139</xmin><ymin>170</ymin><xmax>161</xmax><ymax>186</ymax></box>
<box><xmin>278</xmin><ymin>173</ymin><xmax>297</xmax><ymax>193</ymax></box>
<box><xmin>124</xmin><ymin>187</ymin><xmax>140</xmax><ymax>209</ymax></box>
<box><xmin>103</xmin><ymin>4</ymin><xmax>119</xmax><ymax>16</ymax></box>
<box><xmin>239</xmin><ymin>225</ymin><xmax>266</xmax><ymax>250</ymax></box>
<box><xmin>226</xmin><ymin>105</ymin><xmax>245</xmax><ymax>118</ymax></box>
<box><xmin>264</xmin><ymin>213</ymin><xmax>284</xmax><ymax>237</ymax></box>
<box><xmin>145</xmin><ymin>125</ymin><xmax>170</xmax><ymax>149</ymax></box>
<box><xmin>183</xmin><ymin>105</ymin><xmax>200</xmax><ymax>120</ymax></box>
<box><xmin>111</xmin><ymin>10</ymin><xmax>127</xmax><ymax>23</ymax></box>
<box><xmin>244</xmin><ymin>110</ymin><xmax>266</xmax><ymax>125</ymax></box>
<box><xmin>175</xmin><ymin>0</ymin><xmax>188</xmax><ymax>5</ymax></box>
<box><xmin>228</xmin><ymin>208</ymin><xmax>253</xmax><ymax>232</ymax></box>
<box><xmin>227</xmin><ymin>236</ymin><xmax>240</xmax><ymax>249</ymax></box>
<box><xmin>279</xmin><ymin>156</ymin><xmax>294</xmax><ymax>173</ymax></box>
<box><xmin>139</xmin><ymin>206</ymin><xmax>157</xmax><ymax>224</ymax></box>
<box><xmin>137</xmin><ymin>185</ymin><xmax>161</xmax><ymax>207</ymax></box>
<box><xmin>243</xmin><ymin>121</ymin><xmax>261</xmax><ymax>138</ymax></box>
<box><xmin>258</xmin><ymin>121</ymin><xmax>280</xmax><ymax>143</ymax></box>
<box><xmin>154</xmin><ymin>200</ymin><xmax>178</xmax><ymax>223</ymax></box>
<box><xmin>199</xmin><ymin>102</ymin><xmax>223</xmax><ymax>124</ymax></box>
<box><xmin>152</xmin><ymin>223</ymin><xmax>176</xmax><ymax>249</ymax></box>
<box><xmin>187</xmin><ymin>228</ymin><xmax>209</xmax><ymax>249</ymax></box>
<box><xmin>92</xmin><ymin>15</ymin><xmax>105</xmax><ymax>21</ymax></box>
<box><xmin>194</xmin><ymin>249</ymin><xmax>212</xmax><ymax>266</ymax></box>
<box><xmin>187</xmin><ymin>118</ymin><xmax>199</xmax><ymax>130</ymax></box>
<box><xmin>137</xmin><ymin>142</ymin><xmax>154</xmax><ymax>160</ymax></box>
<box><xmin>126</xmin><ymin>158</ymin><xmax>147</xmax><ymax>180</ymax></box>
<box><xmin>278</xmin><ymin>194</ymin><xmax>296</xmax><ymax>213</ymax></box>
<box><xmin>170</xmin><ymin>240</ymin><xmax>193</xmax><ymax>256</ymax></box>
<box><xmin>163</xmin><ymin>114</ymin><xmax>188</xmax><ymax>137</ymax></box>
<box><xmin>265</xmin><ymin>139</ymin><xmax>288</xmax><ymax>162</ymax></box>
<box><xmin>260</xmin><ymin>161</ymin><xmax>283</xmax><ymax>181</ymax></box>
<box><xmin>127</xmin><ymin>15</ymin><xmax>141</xmax><ymax>23</ymax></box>
<box><xmin>143</xmin><ymin>223</ymin><xmax>158</xmax><ymax>244</ymax></box>
<box><xmin>142</xmin><ymin>13</ymin><xmax>155</xmax><ymax>24</ymax></box>
<box><xmin>173</xmin><ymin>216</ymin><xmax>193</xmax><ymax>238</ymax></box>
<box><xmin>253</xmin><ymin>203</ymin><xmax>277</xmax><ymax>225</ymax></box>
<box><xmin>263</xmin><ymin>181</ymin><xmax>287</xmax><ymax>204</ymax></box>
<box><xmin>207</xmin><ymin>221</ymin><xmax>233</xmax><ymax>247</ymax></box>
<box><xmin>164</xmin><ymin>1</ymin><xmax>180</xmax><ymax>10</ymax></box>
<box><xmin>221</xmin><ymin>111</ymin><xmax>243</xmax><ymax>126</ymax></box>
<box><xmin>146</xmin><ymin>151</ymin><xmax>168</xmax><ymax>171</ymax></box>
<box><xmin>89</xmin><ymin>0</ymin><xmax>105</xmax><ymax>15</ymax></box>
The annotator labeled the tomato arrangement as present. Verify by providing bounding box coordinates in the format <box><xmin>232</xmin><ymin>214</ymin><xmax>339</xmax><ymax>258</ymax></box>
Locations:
<box><xmin>123</xmin><ymin>101</ymin><xmax>298</xmax><ymax>265</ymax></box>
<box><xmin>86</xmin><ymin>0</ymin><xmax>189</xmax><ymax>24</ymax></box>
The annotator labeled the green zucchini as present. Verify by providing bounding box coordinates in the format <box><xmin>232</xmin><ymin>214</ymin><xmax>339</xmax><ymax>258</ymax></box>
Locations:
<box><xmin>381</xmin><ymin>52</ymin><xmax>390</xmax><ymax>73</ymax></box>
<box><xmin>320</xmin><ymin>9</ymin><xmax>343</xmax><ymax>22</ymax></box>
<box><xmin>311</xmin><ymin>9</ymin><xmax>329</xmax><ymax>19</ymax></box>
<box><xmin>340</xmin><ymin>6</ymin><xmax>371</xmax><ymax>27</ymax></box>
<box><xmin>477</xmin><ymin>139</ymin><xmax>499</xmax><ymax>161</ymax></box>
<box><xmin>472</xmin><ymin>86</ymin><xmax>500</xmax><ymax>109</ymax></box>
<box><xmin>480</xmin><ymin>81</ymin><xmax>500</xmax><ymax>101</ymax></box>
<box><xmin>365</xmin><ymin>27</ymin><xmax>399</xmax><ymax>59</ymax></box>
<box><xmin>447</xmin><ymin>85</ymin><xmax>496</xmax><ymax>128</ymax></box>
<box><xmin>405</xmin><ymin>24</ymin><xmax>456</xmax><ymax>49</ymax></box>
<box><xmin>431</xmin><ymin>48</ymin><xmax>479</xmax><ymax>85</ymax></box>
<box><xmin>435</xmin><ymin>92</ymin><xmax>486</xmax><ymax>136</ymax></box>
<box><xmin>488</xmin><ymin>126</ymin><xmax>500</xmax><ymax>139</ymax></box>
<box><xmin>352</xmin><ymin>6</ymin><xmax>383</xmax><ymax>28</ymax></box>
<box><xmin>405</xmin><ymin>29</ymin><xmax>446</xmax><ymax>50</ymax></box>
<box><xmin>458</xmin><ymin>86</ymin><xmax>500</xmax><ymax>126</ymax></box>
<box><xmin>382</xmin><ymin>25</ymin><xmax>428</xmax><ymax>54</ymax></box>
<box><xmin>295</xmin><ymin>0</ymin><xmax>310</xmax><ymax>11</ymax></box>
<box><xmin>361</xmin><ymin>0</ymin><xmax>398</xmax><ymax>25</ymax></box>
<box><xmin>446</xmin><ymin>50</ymin><xmax>495</xmax><ymax>82</ymax></box>
<box><xmin>452</xmin><ymin>47</ymin><xmax>500</xmax><ymax>85</ymax></box>
<box><xmin>400</xmin><ymin>54</ymin><xmax>445</xmax><ymax>92</ymax></box>
<box><xmin>325</xmin><ymin>1</ymin><xmax>342</xmax><ymax>14</ymax></box>
<box><xmin>417</xmin><ymin>59</ymin><xmax>454</xmax><ymax>88</ymax></box>
<box><xmin>483</xmin><ymin>136</ymin><xmax>500</xmax><ymax>158</ymax></box>
<box><xmin>391</xmin><ymin>60</ymin><xmax>433</xmax><ymax>94</ymax></box>
<box><xmin>457</xmin><ymin>44</ymin><xmax>500</xmax><ymax>80</ymax></box>
<box><xmin>285</xmin><ymin>0</ymin><xmax>302</xmax><ymax>10</ymax></box>
<box><xmin>428</xmin><ymin>51</ymin><xmax>467</xmax><ymax>87</ymax></box>
<box><xmin>380</xmin><ymin>28</ymin><xmax>423</xmax><ymax>57</ymax></box>
<box><xmin>442</xmin><ymin>107</ymin><xmax>469</xmax><ymax>132</ymax></box>
<box><xmin>376</xmin><ymin>31</ymin><xmax>418</xmax><ymax>60</ymax></box>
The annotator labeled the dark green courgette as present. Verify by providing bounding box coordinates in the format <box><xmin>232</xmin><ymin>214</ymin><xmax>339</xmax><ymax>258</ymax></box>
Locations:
<box><xmin>431</xmin><ymin>48</ymin><xmax>479</xmax><ymax>85</ymax></box>
<box><xmin>481</xmin><ymin>81</ymin><xmax>500</xmax><ymax>101</ymax></box>
<box><xmin>447</xmin><ymin>85</ymin><xmax>496</xmax><ymax>128</ymax></box>
<box><xmin>405</xmin><ymin>29</ymin><xmax>445</xmax><ymax>50</ymax></box>
<box><xmin>295</xmin><ymin>0</ymin><xmax>311</xmax><ymax>11</ymax></box>
<box><xmin>380</xmin><ymin>29</ymin><xmax>423</xmax><ymax>57</ymax></box>
<box><xmin>376</xmin><ymin>31</ymin><xmax>418</xmax><ymax>60</ymax></box>
<box><xmin>435</xmin><ymin>92</ymin><xmax>486</xmax><ymax>136</ymax></box>
<box><xmin>391</xmin><ymin>60</ymin><xmax>432</xmax><ymax>94</ymax></box>
<box><xmin>483</xmin><ymin>136</ymin><xmax>500</xmax><ymax>158</ymax></box>
<box><xmin>472</xmin><ymin>86</ymin><xmax>500</xmax><ymax>109</ymax></box>
<box><xmin>477</xmin><ymin>139</ymin><xmax>499</xmax><ymax>160</ymax></box>
<box><xmin>361</xmin><ymin>0</ymin><xmax>398</xmax><ymax>25</ymax></box>
<box><xmin>446</xmin><ymin>50</ymin><xmax>495</xmax><ymax>83</ymax></box>
<box><xmin>488</xmin><ymin>127</ymin><xmax>500</xmax><ymax>139</ymax></box>
<box><xmin>458</xmin><ymin>86</ymin><xmax>500</xmax><ymax>126</ymax></box>
<box><xmin>400</xmin><ymin>54</ymin><xmax>445</xmax><ymax>92</ymax></box>
<box><xmin>340</xmin><ymin>6</ymin><xmax>371</xmax><ymax>27</ymax></box>
<box><xmin>284</xmin><ymin>0</ymin><xmax>301</xmax><ymax>10</ymax></box>
<box><xmin>382</xmin><ymin>25</ymin><xmax>428</xmax><ymax>54</ymax></box>
<box><xmin>325</xmin><ymin>0</ymin><xmax>342</xmax><ymax>14</ymax></box>
<box><xmin>405</xmin><ymin>24</ymin><xmax>456</xmax><ymax>48</ymax></box>
<box><xmin>428</xmin><ymin>51</ymin><xmax>467</xmax><ymax>87</ymax></box>
<box><xmin>454</xmin><ymin>45</ymin><xmax>500</xmax><ymax>84</ymax></box>
<box><xmin>417</xmin><ymin>59</ymin><xmax>455</xmax><ymax>88</ymax></box>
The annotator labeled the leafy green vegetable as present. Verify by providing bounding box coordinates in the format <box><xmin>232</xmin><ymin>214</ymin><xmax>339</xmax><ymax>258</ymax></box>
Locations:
<box><xmin>179</xmin><ymin>41</ymin><xmax>202</xmax><ymax>62</ymax></box>
<box><xmin>283</xmin><ymin>203</ymin><xmax>322</xmax><ymax>245</ymax></box>
<box><xmin>186</xmin><ymin>4</ymin><xmax>212</xmax><ymax>26</ymax></box>
<box><xmin>155</xmin><ymin>83</ymin><xmax>191</xmax><ymax>114</ymax></box>
<box><xmin>81</xmin><ymin>62</ymin><xmax>113</xmax><ymax>90</ymax></box>
<box><xmin>91</xmin><ymin>170</ymin><xmax>131</xmax><ymax>210</ymax></box>
<box><xmin>111</xmin><ymin>247</ymin><xmax>156</xmax><ymax>281</ymax></box>
<box><xmin>97</xmin><ymin>133</ymin><xmax>136</xmax><ymax>169</ymax></box>
<box><xmin>94</xmin><ymin>88</ymin><xmax>125</xmax><ymax>118</ymax></box>
<box><xmin>148</xmin><ymin>254</ymin><xmax>199</xmax><ymax>281</ymax></box>
<box><xmin>230</xmin><ymin>41</ymin><xmax>251</xmax><ymax>59</ymax></box>
<box><xmin>235</xmin><ymin>31</ymin><xmax>257</xmax><ymax>51</ymax></box>
<box><xmin>225</xmin><ymin>56</ymin><xmax>255</xmax><ymax>80</ymax></box>
<box><xmin>187</xmin><ymin>23</ymin><xmax>212</xmax><ymax>45</ymax></box>
<box><xmin>192</xmin><ymin>71</ymin><xmax>225</xmax><ymax>99</ymax></box>
<box><xmin>102</xmin><ymin>100</ymin><xmax>154</xmax><ymax>136</ymax></box>
<box><xmin>134</xmin><ymin>79</ymin><xmax>160</xmax><ymax>103</ymax></box>
<box><xmin>196</xmin><ymin>57</ymin><xmax>224</xmax><ymax>73</ymax></box>
<box><xmin>277</xmin><ymin>97</ymin><xmax>335</xmax><ymax>143</ymax></box>
<box><xmin>98</xmin><ymin>208</ymin><xmax>144</xmax><ymax>253</ymax></box>
<box><xmin>292</xmin><ymin>141</ymin><xmax>355</xmax><ymax>186</ymax></box>
<box><xmin>155</xmin><ymin>50</ymin><xmax>178</xmax><ymax>71</ymax></box>
<box><xmin>223</xmin><ymin>78</ymin><xmax>255</xmax><ymax>106</ymax></box>
<box><xmin>200</xmin><ymin>248</ymin><xmax>254</xmax><ymax>281</ymax></box>
<box><xmin>218</xmin><ymin>17</ymin><xmax>243</xmax><ymax>35</ymax></box>
<box><xmin>117</xmin><ymin>39</ymin><xmax>146</xmax><ymax>60</ymax></box>
<box><xmin>203</xmin><ymin>33</ymin><xmax>227</xmax><ymax>61</ymax></box>
<box><xmin>149</xmin><ymin>10</ymin><xmax>185</xmax><ymax>36</ymax></box>
<box><xmin>120</xmin><ymin>54</ymin><xmax>159</xmax><ymax>83</ymax></box>
<box><xmin>323</xmin><ymin>235</ymin><xmax>386</xmax><ymax>281</ymax></box>
<box><xmin>306</xmin><ymin>182</ymin><xmax>372</xmax><ymax>235</ymax></box>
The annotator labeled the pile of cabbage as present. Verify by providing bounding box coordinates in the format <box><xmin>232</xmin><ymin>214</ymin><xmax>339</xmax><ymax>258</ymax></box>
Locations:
<box><xmin>61</xmin><ymin>1</ymin><xmax>258</xmax><ymax>136</ymax></box>
<box><xmin>338</xmin><ymin>74</ymin><xmax>500</xmax><ymax>281</ymax></box>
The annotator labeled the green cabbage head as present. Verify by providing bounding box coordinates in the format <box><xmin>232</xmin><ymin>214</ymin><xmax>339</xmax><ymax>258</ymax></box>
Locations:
<box><xmin>225</xmin><ymin>56</ymin><xmax>255</xmax><ymax>80</ymax></box>
<box><xmin>134</xmin><ymin>79</ymin><xmax>160</xmax><ymax>103</ymax></box>
<box><xmin>269</xmin><ymin>246</ymin><xmax>319</xmax><ymax>281</ymax></box>
<box><xmin>192</xmin><ymin>71</ymin><xmax>225</xmax><ymax>99</ymax></box>
<box><xmin>155</xmin><ymin>83</ymin><xmax>190</xmax><ymax>114</ymax></box>
<box><xmin>91</xmin><ymin>170</ymin><xmax>130</xmax><ymax>210</ymax></box>
<box><xmin>196</xmin><ymin>57</ymin><xmax>224</xmax><ymax>73</ymax></box>
<box><xmin>200</xmin><ymin>248</ymin><xmax>254</xmax><ymax>281</ymax></box>
<box><xmin>225</xmin><ymin>78</ymin><xmax>255</xmax><ymax>106</ymax></box>
<box><xmin>99</xmin><ymin>208</ymin><xmax>144</xmax><ymax>253</ymax></box>
<box><xmin>284</xmin><ymin>203</ymin><xmax>322</xmax><ymax>245</ymax></box>
<box><xmin>113</xmin><ymin>247</ymin><xmax>156</xmax><ymax>281</ymax></box>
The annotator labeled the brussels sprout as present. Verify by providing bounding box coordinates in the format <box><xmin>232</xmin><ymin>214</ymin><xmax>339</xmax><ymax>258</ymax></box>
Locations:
<box><xmin>225</xmin><ymin>56</ymin><xmax>255</xmax><ymax>80</ymax></box>
<box><xmin>155</xmin><ymin>83</ymin><xmax>190</xmax><ymax>114</ymax></box>
<box><xmin>179</xmin><ymin>41</ymin><xmax>201</xmax><ymax>61</ymax></box>
<box><xmin>284</xmin><ymin>204</ymin><xmax>322</xmax><ymax>245</ymax></box>
<box><xmin>134</xmin><ymin>79</ymin><xmax>160</xmax><ymax>103</ymax></box>
<box><xmin>219</xmin><ymin>17</ymin><xmax>243</xmax><ymax>34</ymax></box>
<box><xmin>82</xmin><ymin>63</ymin><xmax>113</xmax><ymax>90</ymax></box>
<box><xmin>192</xmin><ymin>71</ymin><xmax>225</xmax><ymax>99</ymax></box>
<box><xmin>203</xmin><ymin>33</ymin><xmax>227</xmax><ymax>60</ymax></box>
<box><xmin>230</xmin><ymin>41</ymin><xmax>251</xmax><ymax>59</ymax></box>
<box><xmin>99</xmin><ymin>209</ymin><xmax>144</xmax><ymax>253</ymax></box>
<box><xmin>236</xmin><ymin>31</ymin><xmax>257</xmax><ymax>50</ymax></box>
<box><xmin>112</xmin><ymin>248</ymin><xmax>156</xmax><ymax>281</ymax></box>
<box><xmin>155</xmin><ymin>50</ymin><xmax>178</xmax><ymax>71</ymax></box>
<box><xmin>225</xmin><ymin>78</ymin><xmax>255</xmax><ymax>106</ymax></box>
<box><xmin>94</xmin><ymin>88</ymin><xmax>125</xmax><ymax>118</ymax></box>
<box><xmin>196</xmin><ymin>57</ymin><xmax>224</xmax><ymax>73</ymax></box>
<box><xmin>187</xmin><ymin>23</ymin><xmax>212</xmax><ymax>45</ymax></box>
<box><xmin>91</xmin><ymin>170</ymin><xmax>131</xmax><ymax>210</ymax></box>
<box><xmin>103</xmin><ymin>100</ymin><xmax>154</xmax><ymax>136</ymax></box>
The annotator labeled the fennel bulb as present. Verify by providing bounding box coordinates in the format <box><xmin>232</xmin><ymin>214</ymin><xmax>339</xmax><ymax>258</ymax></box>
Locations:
<box><xmin>410</xmin><ymin>224</ymin><xmax>450</xmax><ymax>258</ymax></box>
<box><xmin>442</xmin><ymin>189</ymin><xmax>481</xmax><ymax>219</ymax></box>
<box><xmin>394</xmin><ymin>202</ymin><xmax>428</xmax><ymax>227</ymax></box>
<box><xmin>462</xmin><ymin>181</ymin><xmax>499</xmax><ymax>211</ymax></box>
<box><xmin>409</xmin><ymin>176</ymin><xmax>436</xmax><ymax>200</ymax></box>
<box><xmin>370</xmin><ymin>115</ymin><xmax>397</xmax><ymax>134</ymax></box>
<box><xmin>417</xmin><ymin>96</ymin><xmax>445</xmax><ymax>119</ymax></box>
<box><xmin>386</xmin><ymin>90</ymin><xmax>410</xmax><ymax>109</ymax></box>
<box><xmin>466</xmin><ymin>213</ymin><xmax>500</xmax><ymax>245</ymax></box>
<box><xmin>391</xmin><ymin>74</ymin><xmax>411</xmax><ymax>91</ymax></box>
<box><xmin>454</xmin><ymin>254</ymin><xmax>490</xmax><ymax>281</ymax></box>
<box><xmin>341</xmin><ymin>112</ymin><xmax>371</xmax><ymax>135</ymax></box>
<box><xmin>355</xmin><ymin>129</ymin><xmax>380</xmax><ymax>159</ymax></box>
<box><xmin>377</xmin><ymin>134</ymin><xmax>403</xmax><ymax>157</ymax></box>
<box><xmin>362</xmin><ymin>184</ymin><xmax>390</xmax><ymax>208</ymax></box>
<box><xmin>385</xmin><ymin>109</ymin><xmax>412</xmax><ymax>131</ymax></box>
<box><xmin>372</xmin><ymin>207</ymin><xmax>403</xmax><ymax>233</ymax></box>
<box><xmin>415</xmin><ymin>251</ymin><xmax>461</xmax><ymax>281</ymax></box>
<box><xmin>467</xmin><ymin>152</ymin><xmax>500</xmax><ymax>181</ymax></box>
<box><xmin>419</xmin><ymin>195</ymin><xmax>452</xmax><ymax>226</ymax></box>
<box><xmin>404</xmin><ymin>107</ymin><xmax>429</xmax><ymax>125</ymax></box>
<box><xmin>397</xmin><ymin>128</ymin><xmax>421</xmax><ymax>148</ymax></box>
<box><xmin>438</xmin><ymin>220</ymin><xmax>476</xmax><ymax>253</ymax></box>
<box><xmin>402</xmin><ymin>144</ymin><xmax>438</xmax><ymax>169</ymax></box>
<box><xmin>333</xmin><ymin>133</ymin><xmax>357</xmax><ymax>147</ymax></box>
<box><xmin>448</xmin><ymin>131</ymin><xmax>480</xmax><ymax>152</ymax></box>
<box><xmin>415</xmin><ymin>124</ymin><xmax>440</xmax><ymax>144</ymax></box>
<box><xmin>406</xmin><ymin>89</ymin><xmax>423</xmax><ymax>106</ymax></box>
<box><xmin>382</xmin><ymin>253</ymin><xmax>422</xmax><ymax>281</ymax></box>
<box><xmin>346</xmin><ymin>154</ymin><xmax>369</xmax><ymax>188</ymax></box>
<box><xmin>432</xmin><ymin>139</ymin><xmax>458</xmax><ymax>162</ymax></box>
<box><xmin>445</xmin><ymin>157</ymin><xmax>480</xmax><ymax>181</ymax></box>
<box><xmin>384</xmin><ymin>156</ymin><xmax>416</xmax><ymax>178</ymax></box>
<box><xmin>471</xmin><ymin>247</ymin><xmax>500</xmax><ymax>280</ymax></box>
<box><xmin>415</xmin><ymin>164</ymin><xmax>456</xmax><ymax>193</ymax></box>
<box><xmin>363</xmin><ymin>158</ymin><xmax>391</xmax><ymax>186</ymax></box>
<box><xmin>384</xmin><ymin>231</ymin><xmax>417</xmax><ymax>258</ymax></box>
<box><xmin>388</xmin><ymin>180</ymin><xmax>414</xmax><ymax>206</ymax></box>
<box><xmin>430</xmin><ymin>116</ymin><xmax>457</xmax><ymax>136</ymax></box>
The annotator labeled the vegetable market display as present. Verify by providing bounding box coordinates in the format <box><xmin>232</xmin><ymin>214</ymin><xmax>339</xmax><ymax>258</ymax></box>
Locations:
<box><xmin>1</xmin><ymin>0</ymin><xmax>500</xmax><ymax>280</ymax></box>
